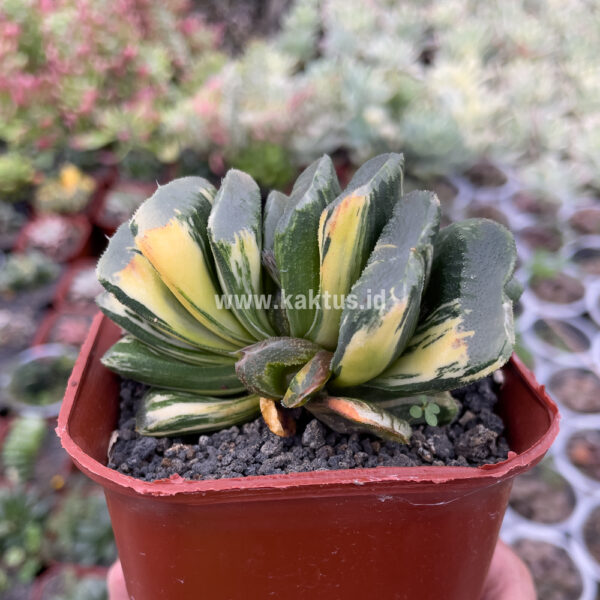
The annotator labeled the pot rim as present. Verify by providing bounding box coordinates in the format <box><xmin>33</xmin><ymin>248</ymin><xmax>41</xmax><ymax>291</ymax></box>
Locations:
<box><xmin>57</xmin><ymin>314</ymin><xmax>560</xmax><ymax>500</ymax></box>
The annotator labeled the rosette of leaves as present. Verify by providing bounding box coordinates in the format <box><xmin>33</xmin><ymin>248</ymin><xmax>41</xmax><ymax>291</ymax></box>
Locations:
<box><xmin>97</xmin><ymin>153</ymin><xmax>519</xmax><ymax>443</ymax></box>
<box><xmin>34</xmin><ymin>164</ymin><xmax>96</xmax><ymax>215</ymax></box>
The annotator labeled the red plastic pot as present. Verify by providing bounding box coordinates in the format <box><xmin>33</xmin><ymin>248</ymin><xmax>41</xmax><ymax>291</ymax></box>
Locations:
<box><xmin>58</xmin><ymin>314</ymin><xmax>560</xmax><ymax>600</ymax></box>
<box><xmin>30</xmin><ymin>564</ymin><xmax>108</xmax><ymax>600</ymax></box>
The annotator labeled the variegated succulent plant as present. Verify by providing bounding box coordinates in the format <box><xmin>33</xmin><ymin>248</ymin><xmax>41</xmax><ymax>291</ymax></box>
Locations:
<box><xmin>97</xmin><ymin>153</ymin><xmax>520</xmax><ymax>443</ymax></box>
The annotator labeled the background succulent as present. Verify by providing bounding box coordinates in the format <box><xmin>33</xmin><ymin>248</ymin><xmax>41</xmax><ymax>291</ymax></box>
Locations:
<box><xmin>97</xmin><ymin>153</ymin><xmax>519</xmax><ymax>442</ymax></box>
<box><xmin>34</xmin><ymin>165</ymin><xmax>95</xmax><ymax>215</ymax></box>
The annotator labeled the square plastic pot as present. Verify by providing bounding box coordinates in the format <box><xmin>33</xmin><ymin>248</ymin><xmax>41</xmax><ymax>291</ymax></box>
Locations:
<box><xmin>57</xmin><ymin>314</ymin><xmax>559</xmax><ymax>600</ymax></box>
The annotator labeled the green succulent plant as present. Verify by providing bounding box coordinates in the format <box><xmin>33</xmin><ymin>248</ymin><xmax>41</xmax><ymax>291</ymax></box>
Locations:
<box><xmin>0</xmin><ymin>153</ymin><xmax>34</xmax><ymax>200</ymax></box>
<box><xmin>97</xmin><ymin>153</ymin><xmax>519</xmax><ymax>442</ymax></box>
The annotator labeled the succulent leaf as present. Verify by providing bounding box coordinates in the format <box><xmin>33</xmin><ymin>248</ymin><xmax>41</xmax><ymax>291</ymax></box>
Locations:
<box><xmin>366</xmin><ymin>219</ymin><xmax>517</xmax><ymax>394</ymax></box>
<box><xmin>136</xmin><ymin>390</ymin><xmax>260</xmax><ymax>436</ymax></box>
<box><xmin>282</xmin><ymin>349</ymin><xmax>333</xmax><ymax>408</ymax></box>
<box><xmin>263</xmin><ymin>190</ymin><xmax>288</xmax><ymax>258</ymax></box>
<box><xmin>235</xmin><ymin>337</ymin><xmax>321</xmax><ymax>399</ymax></box>
<box><xmin>307</xmin><ymin>395</ymin><xmax>412</xmax><ymax>443</ymax></box>
<box><xmin>274</xmin><ymin>156</ymin><xmax>340</xmax><ymax>337</ymax></box>
<box><xmin>331</xmin><ymin>190</ymin><xmax>440</xmax><ymax>387</ymax></box>
<box><xmin>259</xmin><ymin>397</ymin><xmax>297</xmax><ymax>437</ymax></box>
<box><xmin>307</xmin><ymin>153</ymin><xmax>404</xmax><ymax>349</ymax></box>
<box><xmin>97</xmin><ymin>223</ymin><xmax>238</xmax><ymax>354</ymax></box>
<box><xmin>96</xmin><ymin>292</ymin><xmax>226</xmax><ymax>365</ymax></box>
<box><xmin>208</xmin><ymin>169</ymin><xmax>275</xmax><ymax>339</ymax></box>
<box><xmin>130</xmin><ymin>177</ymin><xmax>254</xmax><ymax>345</ymax></box>
<box><xmin>101</xmin><ymin>336</ymin><xmax>243</xmax><ymax>395</ymax></box>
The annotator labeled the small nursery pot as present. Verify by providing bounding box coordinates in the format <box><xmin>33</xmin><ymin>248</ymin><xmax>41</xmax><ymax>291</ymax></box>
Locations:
<box><xmin>15</xmin><ymin>214</ymin><xmax>92</xmax><ymax>263</ymax></box>
<box><xmin>58</xmin><ymin>314</ymin><xmax>559</xmax><ymax>600</ymax></box>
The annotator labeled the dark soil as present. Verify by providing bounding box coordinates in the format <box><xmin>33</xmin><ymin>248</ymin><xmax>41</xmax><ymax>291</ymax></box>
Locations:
<box><xmin>464</xmin><ymin>161</ymin><xmax>507</xmax><ymax>187</ymax></box>
<box><xmin>511</xmin><ymin>191</ymin><xmax>558</xmax><ymax>218</ymax></box>
<box><xmin>572</xmin><ymin>247</ymin><xmax>600</xmax><ymax>276</ymax></box>
<box><xmin>108</xmin><ymin>377</ymin><xmax>511</xmax><ymax>482</ymax></box>
<box><xmin>466</xmin><ymin>203</ymin><xmax>510</xmax><ymax>227</ymax></box>
<box><xmin>568</xmin><ymin>430</ymin><xmax>600</xmax><ymax>481</ymax></box>
<box><xmin>520</xmin><ymin>224</ymin><xmax>563</xmax><ymax>252</ymax></box>
<box><xmin>530</xmin><ymin>273</ymin><xmax>585</xmax><ymax>304</ymax></box>
<box><xmin>509</xmin><ymin>461</ymin><xmax>576</xmax><ymax>523</ymax></box>
<box><xmin>513</xmin><ymin>539</ymin><xmax>583</xmax><ymax>600</ymax></box>
<box><xmin>549</xmin><ymin>368</ymin><xmax>600</xmax><ymax>413</ymax></box>
<box><xmin>584</xmin><ymin>506</ymin><xmax>600</xmax><ymax>565</ymax></box>
<box><xmin>533</xmin><ymin>319</ymin><xmax>591</xmax><ymax>353</ymax></box>
<box><xmin>569</xmin><ymin>207</ymin><xmax>600</xmax><ymax>235</ymax></box>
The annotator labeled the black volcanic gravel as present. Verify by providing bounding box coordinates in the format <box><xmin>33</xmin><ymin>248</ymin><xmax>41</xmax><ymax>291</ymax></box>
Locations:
<box><xmin>108</xmin><ymin>376</ymin><xmax>510</xmax><ymax>481</ymax></box>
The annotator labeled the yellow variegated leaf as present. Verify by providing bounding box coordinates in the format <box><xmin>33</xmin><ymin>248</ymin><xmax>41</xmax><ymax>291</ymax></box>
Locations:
<box><xmin>307</xmin><ymin>395</ymin><xmax>412</xmax><ymax>443</ymax></box>
<box><xmin>331</xmin><ymin>191</ymin><xmax>440</xmax><ymax>387</ymax></box>
<box><xmin>306</xmin><ymin>153</ymin><xmax>404</xmax><ymax>349</ymax></box>
<box><xmin>274</xmin><ymin>156</ymin><xmax>340</xmax><ymax>337</ymax></box>
<box><xmin>365</xmin><ymin>219</ymin><xmax>517</xmax><ymax>394</ymax></box>
<box><xmin>282</xmin><ymin>350</ymin><xmax>333</xmax><ymax>408</ymax></box>
<box><xmin>208</xmin><ymin>169</ymin><xmax>274</xmax><ymax>339</ymax></box>
<box><xmin>97</xmin><ymin>224</ymin><xmax>238</xmax><ymax>354</ymax></box>
<box><xmin>96</xmin><ymin>292</ymin><xmax>228</xmax><ymax>365</ymax></box>
<box><xmin>130</xmin><ymin>177</ymin><xmax>254</xmax><ymax>345</ymax></box>
<box><xmin>137</xmin><ymin>391</ymin><xmax>260</xmax><ymax>436</ymax></box>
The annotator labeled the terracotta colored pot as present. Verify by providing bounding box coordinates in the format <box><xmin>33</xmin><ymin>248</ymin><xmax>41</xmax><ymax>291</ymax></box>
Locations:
<box><xmin>52</xmin><ymin>259</ymin><xmax>99</xmax><ymax>311</ymax></box>
<box><xmin>15</xmin><ymin>214</ymin><xmax>92</xmax><ymax>263</ymax></box>
<box><xmin>58</xmin><ymin>314</ymin><xmax>560</xmax><ymax>600</ymax></box>
<box><xmin>30</xmin><ymin>564</ymin><xmax>108</xmax><ymax>600</ymax></box>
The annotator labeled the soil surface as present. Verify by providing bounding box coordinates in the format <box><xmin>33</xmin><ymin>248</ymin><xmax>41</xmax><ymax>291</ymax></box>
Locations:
<box><xmin>572</xmin><ymin>248</ymin><xmax>600</xmax><ymax>276</ymax></box>
<box><xmin>533</xmin><ymin>319</ymin><xmax>591</xmax><ymax>353</ymax></box>
<box><xmin>466</xmin><ymin>204</ymin><xmax>510</xmax><ymax>227</ymax></box>
<box><xmin>509</xmin><ymin>461</ymin><xmax>576</xmax><ymax>524</ymax></box>
<box><xmin>464</xmin><ymin>161</ymin><xmax>507</xmax><ymax>187</ymax></box>
<box><xmin>569</xmin><ymin>207</ymin><xmax>600</xmax><ymax>235</ymax></box>
<box><xmin>520</xmin><ymin>224</ymin><xmax>563</xmax><ymax>252</ymax></box>
<box><xmin>513</xmin><ymin>539</ymin><xmax>583</xmax><ymax>600</ymax></box>
<box><xmin>530</xmin><ymin>273</ymin><xmax>585</xmax><ymax>304</ymax></box>
<box><xmin>511</xmin><ymin>191</ymin><xmax>558</xmax><ymax>218</ymax></box>
<box><xmin>583</xmin><ymin>506</ymin><xmax>600</xmax><ymax>565</ymax></box>
<box><xmin>108</xmin><ymin>377</ymin><xmax>510</xmax><ymax>482</ymax></box>
<box><xmin>549</xmin><ymin>368</ymin><xmax>600</xmax><ymax>413</ymax></box>
<box><xmin>567</xmin><ymin>430</ymin><xmax>600</xmax><ymax>481</ymax></box>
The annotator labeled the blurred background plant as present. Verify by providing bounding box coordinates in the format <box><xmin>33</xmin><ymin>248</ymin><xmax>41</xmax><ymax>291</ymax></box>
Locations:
<box><xmin>0</xmin><ymin>487</ymin><xmax>48</xmax><ymax>592</ymax></box>
<box><xmin>34</xmin><ymin>165</ymin><xmax>95</xmax><ymax>215</ymax></box>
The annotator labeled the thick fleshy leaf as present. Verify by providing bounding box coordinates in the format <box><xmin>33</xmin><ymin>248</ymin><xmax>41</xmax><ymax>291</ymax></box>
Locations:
<box><xmin>331</xmin><ymin>190</ymin><xmax>440</xmax><ymax>387</ymax></box>
<box><xmin>235</xmin><ymin>337</ymin><xmax>321</xmax><ymax>399</ymax></box>
<box><xmin>96</xmin><ymin>292</ymin><xmax>227</xmax><ymax>365</ymax></box>
<box><xmin>366</xmin><ymin>219</ymin><xmax>517</xmax><ymax>394</ymax></box>
<box><xmin>137</xmin><ymin>390</ymin><xmax>260</xmax><ymax>436</ymax></box>
<box><xmin>101</xmin><ymin>336</ymin><xmax>243</xmax><ymax>395</ymax></box>
<box><xmin>130</xmin><ymin>177</ymin><xmax>253</xmax><ymax>345</ymax></box>
<box><xmin>307</xmin><ymin>396</ymin><xmax>412</xmax><ymax>443</ymax></box>
<box><xmin>259</xmin><ymin>397</ymin><xmax>297</xmax><ymax>437</ymax></box>
<box><xmin>306</xmin><ymin>153</ymin><xmax>404</xmax><ymax>349</ymax></box>
<box><xmin>282</xmin><ymin>350</ymin><xmax>333</xmax><ymax>408</ymax></box>
<box><xmin>375</xmin><ymin>392</ymin><xmax>460</xmax><ymax>426</ymax></box>
<box><xmin>97</xmin><ymin>224</ymin><xmax>238</xmax><ymax>354</ymax></box>
<box><xmin>274</xmin><ymin>156</ymin><xmax>340</xmax><ymax>337</ymax></box>
<box><xmin>263</xmin><ymin>190</ymin><xmax>288</xmax><ymax>264</ymax></box>
<box><xmin>208</xmin><ymin>169</ymin><xmax>274</xmax><ymax>339</ymax></box>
